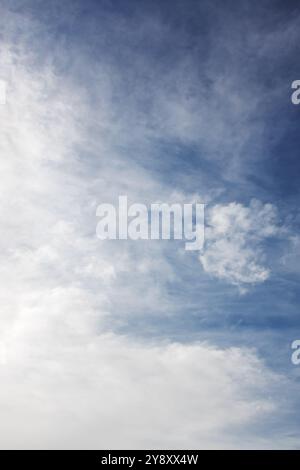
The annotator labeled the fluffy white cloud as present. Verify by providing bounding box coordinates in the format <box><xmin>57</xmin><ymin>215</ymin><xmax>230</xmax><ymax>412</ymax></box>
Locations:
<box><xmin>0</xmin><ymin>327</ymin><xmax>283</xmax><ymax>449</ymax></box>
<box><xmin>200</xmin><ymin>200</ymin><xmax>281</xmax><ymax>287</ymax></box>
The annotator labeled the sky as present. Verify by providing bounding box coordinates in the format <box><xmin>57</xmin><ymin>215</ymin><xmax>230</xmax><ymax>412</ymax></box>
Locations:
<box><xmin>0</xmin><ymin>0</ymin><xmax>300</xmax><ymax>449</ymax></box>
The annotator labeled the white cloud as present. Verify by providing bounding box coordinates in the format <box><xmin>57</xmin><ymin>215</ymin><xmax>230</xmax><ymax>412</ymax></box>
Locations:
<box><xmin>0</xmin><ymin>329</ymin><xmax>283</xmax><ymax>449</ymax></box>
<box><xmin>200</xmin><ymin>200</ymin><xmax>281</xmax><ymax>287</ymax></box>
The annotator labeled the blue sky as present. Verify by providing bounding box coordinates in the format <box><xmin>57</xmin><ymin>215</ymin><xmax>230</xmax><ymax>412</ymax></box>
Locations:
<box><xmin>0</xmin><ymin>0</ymin><xmax>300</xmax><ymax>449</ymax></box>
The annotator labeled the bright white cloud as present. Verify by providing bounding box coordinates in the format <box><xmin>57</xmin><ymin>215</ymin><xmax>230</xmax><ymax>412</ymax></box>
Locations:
<box><xmin>200</xmin><ymin>200</ymin><xmax>281</xmax><ymax>287</ymax></box>
<box><xmin>0</xmin><ymin>329</ymin><xmax>283</xmax><ymax>449</ymax></box>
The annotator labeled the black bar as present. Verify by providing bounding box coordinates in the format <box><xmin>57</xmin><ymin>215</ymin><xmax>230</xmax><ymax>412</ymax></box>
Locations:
<box><xmin>0</xmin><ymin>450</ymin><xmax>298</xmax><ymax>466</ymax></box>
